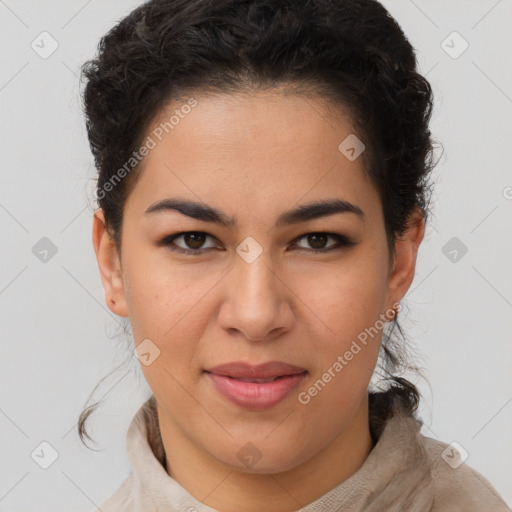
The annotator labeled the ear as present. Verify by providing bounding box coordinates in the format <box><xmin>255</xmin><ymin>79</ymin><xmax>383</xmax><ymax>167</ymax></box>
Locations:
<box><xmin>92</xmin><ymin>208</ymin><xmax>129</xmax><ymax>317</ymax></box>
<box><xmin>385</xmin><ymin>207</ymin><xmax>426</xmax><ymax>311</ymax></box>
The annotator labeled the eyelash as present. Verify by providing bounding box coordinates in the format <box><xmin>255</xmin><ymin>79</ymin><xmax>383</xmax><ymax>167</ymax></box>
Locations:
<box><xmin>159</xmin><ymin>231</ymin><xmax>355</xmax><ymax>255</ymax></box>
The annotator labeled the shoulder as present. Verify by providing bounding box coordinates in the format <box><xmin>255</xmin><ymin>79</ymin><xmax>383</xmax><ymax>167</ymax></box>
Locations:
<box><xmin>90</xmin><ymin>474</ymin><xmax>134</xmax><ymax>512</ymax></box>
<box><xmin>420</xmin><ymin>435</ymin><xmax>510</xmax><ymax>511</ymax></box>
<box><xmin>371</xmin><ymin>396</ymin><xmax>510</xmax><ymax>511</ymax></box>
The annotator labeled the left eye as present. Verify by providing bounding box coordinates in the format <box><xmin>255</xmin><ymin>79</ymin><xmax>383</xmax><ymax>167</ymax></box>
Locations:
<box><xmin>159</xmin><ymin>231</ymin><xmax>354</xmax><ymax>255</ymax></box>
<box><xmin>291</xmin><ymin>232</ymin><xmax>354</xmax><ymax>252</ymax></box>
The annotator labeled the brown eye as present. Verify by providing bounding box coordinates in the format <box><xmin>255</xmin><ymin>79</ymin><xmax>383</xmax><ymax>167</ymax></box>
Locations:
<box><xmin>159</xmin><ymin>231</ymin><xmax>220</xmax><ymax>254</ymax></box>
<box><xmin>305</xmin><ymin>233</ymin><xmax>329</xmax><ymax>249</ymax></box>
<box><xmin>292</xmin><ymin>232</ymin><xmax>355</xmax><ymax>252</ymax></box>
<box><xmin>181</xmin><ymin>232</ymin><xmax>207</xmax><ymax>249</ymax></box>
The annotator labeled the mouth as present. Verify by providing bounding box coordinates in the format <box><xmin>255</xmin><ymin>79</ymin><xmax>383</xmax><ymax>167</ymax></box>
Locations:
<box><xmin>224</xmin><ymin>376</ymin><xmax>284</xmax><ymax>383</ymax></box>
<box><xmin>204</xmin><ymin>361</ymin><xmax>308</xmax><ymax>410</ymax></box>
<box><xmin>204</xmin><ymin>361</ymin><xmax>307</xmax><ymax>378</ymax></box>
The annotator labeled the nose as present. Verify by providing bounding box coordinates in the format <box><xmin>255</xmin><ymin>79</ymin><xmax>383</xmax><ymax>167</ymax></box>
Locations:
<box><xmin>218</xmin><ymin>250</ymin><xmax>294</xmax><ymax>342</ymax></box>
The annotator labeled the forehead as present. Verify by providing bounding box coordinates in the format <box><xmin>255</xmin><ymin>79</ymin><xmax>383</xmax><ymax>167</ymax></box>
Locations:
<box><xmin>125</xmin><ymin>90</ymin><xmax>380</xmax><ymax>223</ymax></box>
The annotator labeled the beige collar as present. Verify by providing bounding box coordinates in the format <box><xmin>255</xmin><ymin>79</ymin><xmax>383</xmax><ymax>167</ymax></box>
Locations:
<box><xmin>125</xmin><ymin>395</ymin><xmax>440</xmax><ymax>511</ymax></box>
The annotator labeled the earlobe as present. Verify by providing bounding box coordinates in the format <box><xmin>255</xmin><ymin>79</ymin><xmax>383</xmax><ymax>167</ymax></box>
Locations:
<box><xmin>92</xmin><ymin>208</ymin><xmax>130</xmax><ymax>317</ymax></box>
<box><xmin>386</xmin><ymin>208</ymin><xmax>426</xmax><ymax>311</ymax></box>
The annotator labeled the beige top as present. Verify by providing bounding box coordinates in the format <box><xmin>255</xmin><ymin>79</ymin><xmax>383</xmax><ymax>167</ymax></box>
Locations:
<box><xmin>94</xmin><ymin>395</ymin><xmax>510</xmax><ymax>511</ymax></box>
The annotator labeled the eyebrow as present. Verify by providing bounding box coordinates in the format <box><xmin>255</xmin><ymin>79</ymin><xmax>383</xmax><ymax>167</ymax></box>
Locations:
<box><xmin>144</xmin><ymin>197</ymin><xmax>365</xmax><ymax>227</ymax></box>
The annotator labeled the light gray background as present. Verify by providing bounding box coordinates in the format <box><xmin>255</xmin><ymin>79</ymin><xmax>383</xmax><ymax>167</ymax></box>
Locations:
<box><xmin>1</xmin><ymin>0</ymin><xmax>511</xmax><ymax>510</ymax></box>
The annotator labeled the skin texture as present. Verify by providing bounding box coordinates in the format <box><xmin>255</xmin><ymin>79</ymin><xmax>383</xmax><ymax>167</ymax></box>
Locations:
<box><xmin>92</xmin><ymin>88</ymin><xmax>425</xmax><ymax>511</ymax></box>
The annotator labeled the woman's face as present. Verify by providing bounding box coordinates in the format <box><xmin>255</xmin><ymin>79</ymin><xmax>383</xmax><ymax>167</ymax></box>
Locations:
<box><xmin>93</xmin><ymin>88</ymin><xmax>423</xmax><ymax>475</ymax></box>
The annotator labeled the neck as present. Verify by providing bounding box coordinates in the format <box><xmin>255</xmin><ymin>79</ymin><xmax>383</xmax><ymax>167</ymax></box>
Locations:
<box><xmin>157</xmin><ymin>397</ymin><xmax>373</xmax><ymax>512</ymax></box>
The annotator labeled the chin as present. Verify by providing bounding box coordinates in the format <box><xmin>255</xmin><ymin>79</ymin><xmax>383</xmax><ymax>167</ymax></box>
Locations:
<box><xmin>209</xmin><ymin>435</ymin><xmax>316</xmax><ymax>476</ymax></box>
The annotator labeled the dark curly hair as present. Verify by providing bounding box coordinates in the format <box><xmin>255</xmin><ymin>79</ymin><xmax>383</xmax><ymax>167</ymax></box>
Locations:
<box><xmin>79</xmin><ymin>0</ymin><xmax>440</xmax><ymax>447</ymax></box>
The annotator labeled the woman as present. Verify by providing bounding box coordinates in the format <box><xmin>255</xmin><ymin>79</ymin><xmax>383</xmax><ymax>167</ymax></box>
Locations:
<box><xmin>79</xmin><ymin>0</ymin><xmax>509</xmax><ymax>510</ymax></box>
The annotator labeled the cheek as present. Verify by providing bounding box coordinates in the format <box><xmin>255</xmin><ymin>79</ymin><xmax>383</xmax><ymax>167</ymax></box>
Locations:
<box><xmin>293</xmin><ymin>268</ymin><xmax>385</xmax><ymax>419</ymax></box>
<box><xmin>126</xmin><ymin>266</ymin><xmax>207</xmax><ymax>405</ymax></box>
<box><xmin>122</xmin><ymin>250</ymin><xmax>233</xmax><ymax>396</ymax></box>
<box><xmin>293</xmin><ymin>251</ymin><xmax>389</xmax><ymax>343</ymax></box>
<box><xmin>123</xmin><ymin>245</ymin><xmax>217</xmax><ymax>337</ymax></box>
<box><xmin>288</xmin><ymin>252</ymin><xmax>388</xmax><ymax>407</ymax></box>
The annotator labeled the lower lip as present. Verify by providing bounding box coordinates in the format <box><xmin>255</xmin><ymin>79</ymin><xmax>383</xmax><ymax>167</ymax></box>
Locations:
<box><xmin>205</xmin><ymin>372</ymin><xmax>306</xmax><ymax>410</ymax></box>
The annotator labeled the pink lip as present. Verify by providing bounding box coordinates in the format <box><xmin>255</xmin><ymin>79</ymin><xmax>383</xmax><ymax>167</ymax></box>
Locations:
<box><xmin>204</xmin><ymin>361</ymin><xmax>307</xmax><ymax>410</ymax></box>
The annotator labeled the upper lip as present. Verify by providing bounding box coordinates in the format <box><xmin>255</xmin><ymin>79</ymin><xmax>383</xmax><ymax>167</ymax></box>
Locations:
<box><xmin>204</xmin><ymin>361</ymin><xmax>307</xmax><ymax>379</ymax></box>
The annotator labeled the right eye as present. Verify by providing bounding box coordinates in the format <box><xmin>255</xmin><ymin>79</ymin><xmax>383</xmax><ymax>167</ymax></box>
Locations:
<box><xmin>159</xmin><ymin>231</ymin><xmax>221</xmax><ymax>255</ymax></box>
